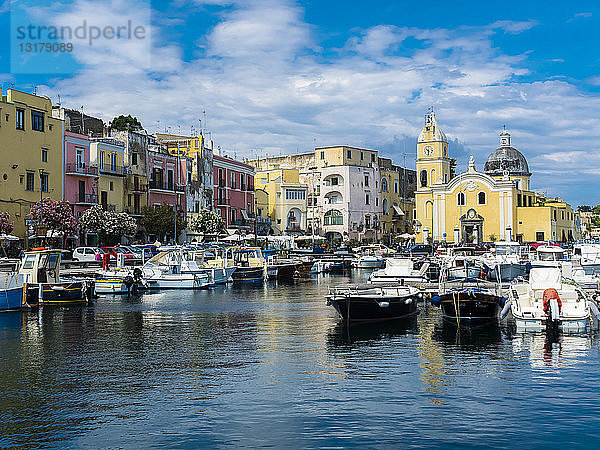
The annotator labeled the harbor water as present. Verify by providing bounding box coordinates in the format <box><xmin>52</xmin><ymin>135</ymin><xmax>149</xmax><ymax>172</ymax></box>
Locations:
<box><xmin>1</xmin><ymin>270</ymin><xmax>599</xmax><ymax>448</ymax></box>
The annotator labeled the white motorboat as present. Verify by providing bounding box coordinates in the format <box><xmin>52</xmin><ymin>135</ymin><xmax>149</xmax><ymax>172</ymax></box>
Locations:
<box><xmin>483</xmin><ymin>241</ymin><xmax>528</xmax><ymax>282</ymax></box>
<box><xmin>142</xmin><ymin>251</ymin><xmax>212</xmax><ymax>289</ymax></box>
<box><xmin>506</xmin><ymin>267</ymin><xmax>598</xmax><ymax>332</ymax></box>
<box><xmin>182</xmin><ymin>248</ymin><xmax>236</xmax><ymax>285</ymax></box>
<box><xmin>531</xmin><ymin>245</ymin><xmax>565</xmax><ymax>269</ymax></box>
<box><xmin>369</xmin><ymin>258</ymin><xmax>429</xmax><ymax>285</ymax></box>
<box><xmin>572</xmin><ymin>243</ymin><xmax>600</xmax><ymax>275</ymax></box>
<box><xmin>95</xmin><ymin>267</ymin><xmax>145</xmax><ymax>294</ymax></box>
<box><xmin>351</xmin><ymin>245</ymin><xmax>387</xmax><ymax>269</ymax></box>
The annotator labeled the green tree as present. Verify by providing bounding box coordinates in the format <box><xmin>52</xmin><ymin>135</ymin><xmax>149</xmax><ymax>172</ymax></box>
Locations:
<box><xmin>578</xmin><ymin>205</ymin><xmax>592</xmax><ymax>212</ymax></box>
<box><xmin>189</xmin><ymin>210</ymin><xmax>225</xmax><ymax>235</ymax></box>
<box><xmin>109</xmin><ymin>114</ymin><xmax>143</xmax><ymax>131</ymax></box>
<box><xmin>140</xmin><ymin>205</ymin><xmax>185</xmax><ymax>242</ymax></box>
<box><xmin>593</xmin><ymin>205</ymin><xmax>600</xmax><ymax>216</ymax></box>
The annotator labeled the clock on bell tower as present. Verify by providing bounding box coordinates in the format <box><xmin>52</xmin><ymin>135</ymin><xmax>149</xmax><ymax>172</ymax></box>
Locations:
<box><xmin>416</xmin><ymin>110</ymin><xmax>451</xmax><ymax>189</ymax></box>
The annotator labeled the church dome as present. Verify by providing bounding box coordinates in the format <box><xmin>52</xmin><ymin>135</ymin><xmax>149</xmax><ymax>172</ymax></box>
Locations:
<box><xmin>483</xmin><ymin>130</ymin><xmax>531</xmax><ymax>176</ymax></box>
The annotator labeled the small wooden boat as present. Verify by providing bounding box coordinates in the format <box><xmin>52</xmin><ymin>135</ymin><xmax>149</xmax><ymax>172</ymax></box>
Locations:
<box><xmin>326</xmin><ymin>285</ymin><xmax>420</xmax><ymax>323</ymax></box>
<box><xmin>20</xmin><ymin>249</ymin><xmax>93</xmax><ymax>306</ymax></box>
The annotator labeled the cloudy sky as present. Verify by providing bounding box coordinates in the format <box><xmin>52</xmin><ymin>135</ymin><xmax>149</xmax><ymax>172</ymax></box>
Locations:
<box><xmin>2</xmin><ymin>0</ymin><xmax>599</xmax><ymax>206</ymax></box>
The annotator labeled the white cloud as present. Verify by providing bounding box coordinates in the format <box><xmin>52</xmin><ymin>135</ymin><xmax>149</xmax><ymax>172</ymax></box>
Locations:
<box><xmin>34</xmin><ymin>0</ymin><xmax>600</xmax><ymax>206</ymax></box>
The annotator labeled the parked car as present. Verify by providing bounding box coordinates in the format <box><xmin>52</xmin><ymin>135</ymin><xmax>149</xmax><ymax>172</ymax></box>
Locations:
<box><xmin>100</xmin><ymin>247</ymin><xmax>134</xmax><ymax>259</ymax></box>
<box><xmin>401</xmin><ymin>244</ymin><xmax>433</xmax><ymax>256</ymax></box>
<box><xmin>72</xmin><ymin>247</ymin><xmax>104</xmax><ymax>262</ymax></box>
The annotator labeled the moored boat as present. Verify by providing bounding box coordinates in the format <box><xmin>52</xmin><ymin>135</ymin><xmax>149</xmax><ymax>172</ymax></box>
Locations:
<box><xmin>142</xmin><ymin>250</ymin><xmax>212</xmax><ymax>289</ymax></box>
<box><xmin>231</xmin><ymin>247</ymin><xmax>266</xmax><ymax>282</ymax></box>
<box><xmin>0</xmin><ymin>271</ymin><xmax>24</xmax><ymax>311</ymax></box>
<box><xmin>19</xmin><ymin>249</ymin><xmax>93</xmax><ymax>306</ymax></box>
<box><xmin>326</xmin><ymin>285</ymin><xmax>420</xmax><ymax>323</ymax></box>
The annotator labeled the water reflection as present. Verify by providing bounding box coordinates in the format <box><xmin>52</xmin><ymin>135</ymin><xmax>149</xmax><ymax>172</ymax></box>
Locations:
<box><xmin>327</xmin><ymin>317</ymin><xmax>418</xmax><ymax>349</ymax></box>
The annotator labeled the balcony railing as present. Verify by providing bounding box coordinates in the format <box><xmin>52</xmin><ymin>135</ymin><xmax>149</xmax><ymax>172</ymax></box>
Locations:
<box><xmin>66</xmin><ymin>163</ymin><xmax>98</xmax><ymax>176</ymax></box>
<box><xmin>286</xmin><ymin>223</ymin><xmax>302</xmax><ymax>232</ymax></box>
<box><xmin>216</xmin><ymin>197</ymin><xmax>230</xmax><ymax>206</ymax></box>
<box><xmin>99</xmin><ymin>165</ymin><xmax>127</xmax><ymax>176</ymax></box>
<box><xmin>125</xmin><ymin>208</ymin><xmax>142</xmax><ymax>216</ymax></box>
<box><xmin>149</xmin><ymin>180</ymin><xmax>186</xmax><ymax>192</ymax></box>
<box><xmin>231</xmin><ymin>220</ymin><xmax>250</xmax><ymax>227</ymax></box>
<box><xmin>76</xmin><ymin>193</ymin><xmax>97</xmax><ymax>204</ymax></box>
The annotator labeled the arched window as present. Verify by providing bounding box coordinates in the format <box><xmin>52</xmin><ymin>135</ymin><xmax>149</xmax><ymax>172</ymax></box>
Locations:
<box><xmin>425</xmin><ymin>201</ymin><xmax>433</xmax><ymax>219</ymax></box>
<box><xmin>324</xmin><ymin>209</ymin><xmax>343</xmax><ymax>226</ymax></box>
<box><xmin>431</xmin><ymin>169</ymin><xmax>436</xmax><ymax>184</ymax></box>
<box><xmin>381</xmin><ymin>177</ymin><xmax>388</xmax><ymax>192</ymax></box>
<box><xmin>478</xmin><ymin>191</ymin><xmax>486</xmax><ymax>205</ymax></box>
<box><xmin>382</xmin><ymin>198</ymin><xmax>389</xmax><ymax>214</ymax></box>
<box><xmin>420</xmin><ymin>169</ymin><xmax>428</xmax><ymax>187</ymax></box>
<box><xmin>457</xmin><ymin>192</ymin><xmax>465</xmax><ymax>206</ymax></box>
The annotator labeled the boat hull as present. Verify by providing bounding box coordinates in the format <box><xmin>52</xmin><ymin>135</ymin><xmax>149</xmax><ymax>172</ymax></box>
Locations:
<box><xmin>438</xmin><ymin>291</ymin><xmax>501</xmax><ymax>325</ymax></box>
<box><xmin>232</xmin><ymin>267</ymin><xmax>264</xmax><ymax>282</ymax></box>
<box><xmin>353</xmin><ymin>258</ymin><xmax>385</xmax><ymax>269</ymax></box>
<box><xmin>494</xmin><ymin>263</ymin><xmax>528</xmax><ymax>282</ymax></box>
<box><xmin>26</xmin><ymin>282</ymin><xmax>90</xmax><ymax>306</ymax></box>
<box><xmin>0</xmin><ymin>286</ymin><xmax>24</xmax><ymax>311</ymax></box>
<box><xmin>267</xmin><ymin>263</ymin><xmax>298</xmax><ymax>280</ymax></box>
<box><xmin>327</xmin><ymin>292</ymin><xmax>418</xmax><ymax>323</ymax></box>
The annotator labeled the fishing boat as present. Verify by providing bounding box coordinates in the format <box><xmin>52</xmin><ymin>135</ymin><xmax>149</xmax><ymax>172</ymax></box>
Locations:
<box><xmin>142</xmin><ymin>250</ymin><xmax>212</xmax><ymax>289</ymax></box>
<box><xmin>266</xmin><ymin>259</ymin><xmax>299</xmax><ymax>280</ymax></box>
<box><xmin>230</xmin><ymin>247</ymin><xmax>266</xmax><ymax>282</ymax></box>
<box><xmin>483</xmin><ymin>241</ymin><xmax>528</xmax><ymax>281</ymax></box>
<box><xmin>369</xmin><ymin>258</ymin><xmax>430</xmax><ymax>285</ymax></box>
<box><xmin>431</xmin><ymin>259</ymin><xmax>505</xmax><ymax>326</ymax></box>
<box><xmin>94</xmin><ymin>267</ymin><xmax>145</xmax><ymax>294</ymax></box>
<box><xmin>0</xmin><ymin>271</ymin><xmax>24</xmax><ymax>311</ymax></box>
<box><xmin>19</xmin><ymin>249</ymin><xmax>93</xmax><ymax>306</ymax></box>
<box><xmin>326</xmin><ymin>285</ymin><xmax>420</xmax><ymax>323</ymax></box>
<box><xmin>506</xmin><ymin>267</ymin><xmax>598</xmax><ymax>332</ymax></box>
<box><xmin>182</xmin><ymin>248</ymin><xmax>236</xmax><ymax>285</ymax></box>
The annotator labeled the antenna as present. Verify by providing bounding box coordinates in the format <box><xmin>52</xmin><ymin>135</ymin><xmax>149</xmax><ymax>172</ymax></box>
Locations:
<box><xmin>57</xmin><ymin>94</ymin><xmax>61</xmax><ymax>106</ymax></box>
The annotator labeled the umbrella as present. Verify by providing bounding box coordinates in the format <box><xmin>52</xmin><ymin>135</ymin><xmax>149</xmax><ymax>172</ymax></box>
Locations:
<box><xmin>0</xmin><ymin>234</ymin><xmax>19</xmax><ymax>241</ymax></box>
<box><xmin>243</xmin><ymin>234</ymin><xmax>256</xmax><ymax>240</ymax></box>
<box><xmin>221</xmin><ymin>234</ymin><xmax>241</xmax><ymax>242</ymax></box>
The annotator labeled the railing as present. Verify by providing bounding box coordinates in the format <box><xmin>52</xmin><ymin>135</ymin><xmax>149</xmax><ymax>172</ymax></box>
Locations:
<box><xmin>286</xmin><ymin>223</ymin><xmax>302</xmax><ymax>232</ymax></box>
<box><xmin>149</xmin><ymin>180</ymin><xmax>186</xmax><ymax>192</ymax></box>
<box><xmin>65</xmin><ymin>163</ymin><xmax>98</xmax><ymax>176</ymax></box>
<box><xmin>232</xmin><ymin>220</ymin><xmax>250</xmax><ymax>227</ymax></box>
<box><xmin>77</xmin><ymin>193</ymin><xmax>97</xmax><ymax>204</ymax></box>
<box><xmin>99</xmin><ymin>165</ymin><xmax>127</xmax><ymax>176</ymax></box>
<box><xmin>216</xmin><ymin>197</ymin><xmax>230</xmax><ymax>206</ymax></box>
<box><xmin>125</xmin><ymin>208</ymin><xmax>142</xmax><ymax>216</ymax></box>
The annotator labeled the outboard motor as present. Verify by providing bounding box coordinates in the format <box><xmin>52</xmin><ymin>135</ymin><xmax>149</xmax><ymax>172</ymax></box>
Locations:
<box><xmin>543</xmin><ymin>288</ymin><xmax>562</xmax><ymax>331</ymax></box>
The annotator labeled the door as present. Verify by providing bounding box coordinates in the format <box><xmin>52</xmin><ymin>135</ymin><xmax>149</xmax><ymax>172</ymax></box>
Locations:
<box><xmin>79</xmin><ymin>180</ymin><xmax>86</xmax><ymax>203</ymax></box>
<box><xmin>101</xmin><ymin>191</ymin><xmax>108</xmax><ymax>209</ymax></box>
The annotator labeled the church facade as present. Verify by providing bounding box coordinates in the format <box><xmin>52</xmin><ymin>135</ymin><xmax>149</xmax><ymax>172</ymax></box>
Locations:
<box><xmin>415</xmin><ymin>112</ymin><xmax>579</xmax><ymax>244</ymax></box>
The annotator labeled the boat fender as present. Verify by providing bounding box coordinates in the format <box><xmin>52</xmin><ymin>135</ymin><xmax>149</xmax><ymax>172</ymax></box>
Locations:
<box><xmin>404</xmin><ymin>298</ymin><xmax>412</xmax><ymax>304</ymax></box>
<box><xmin>500</xmin><ymin>300</ymin><xmax>512</xmax><ymax>319</ymax></box>
<box><xmin>378</xmin><ymin>301</ymin><xmax>390</xmax><ymax>308</ymax></box>
<box><xmin>430</xmin><ymin>295</ymin><xmax>441</xmax><ymax>306</ymax></box>
<box><xmin>589</xmin><ymin>301</ymin><xmax>600</xmax><ymax>321</ymax></box>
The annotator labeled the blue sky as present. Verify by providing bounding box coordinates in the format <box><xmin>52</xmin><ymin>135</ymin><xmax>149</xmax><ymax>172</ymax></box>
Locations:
<box><xmin>1</xmin><ymin>0</ymin><xmax>599</xmax><ymax>207</ymax></box>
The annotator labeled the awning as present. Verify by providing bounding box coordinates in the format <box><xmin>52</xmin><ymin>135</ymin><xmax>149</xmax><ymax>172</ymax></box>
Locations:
<box><xmin>392</xmin><ymin>205</ymin><xmax>405</xmax><ymax>216</ymax></box>
<box><xmin>241</xmin><ymin>210</ymin><xmax>249</xmax><ymax>220</ymax></box>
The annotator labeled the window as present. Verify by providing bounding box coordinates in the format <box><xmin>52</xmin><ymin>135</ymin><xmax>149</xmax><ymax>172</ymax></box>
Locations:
<box><xmin>31</xmin><ymin>111</ymin><xmax>44</xmax><ymax>131</ymax></box>
<box><xmin>76</xmin><ymin>149</ymin><xmax>84</xmax><ymax>168</ymax></box>
<box><xmin>536</xmin><ymin>231</ymin><xmax>545</xmax><ymax>241</ymax></box>
<box><xmin>324</xmin><ymin>209</ymin><xmax>343</xmax><ymax>225</ymax></box>
<box><xmin>425</xmin><ymin>201</ymin><xmax>433</xmax><ymax>218</ymax></box>
<box><xmin>195</xmin><ymin>140</ymin><xmax>200</xmax><ymax>148</ymax></box>
<box><xmin>128</xmin><ymin>194</ymin><xmax>132</xmax><ymax>206</ymax></box>
<box><xmin>553</xmin><ymin>210</ymin><xmax>557</xmax><ymax>220</ymax></box>
<box><xmin>478</xmin><ymin>191</ymin><xmax>486</xmax><ymax>205</ymax></box>
<box><xmin>26</xmin><ymin>172</ymin><xmax>34</xmax><ymax>191</ymax></box>
<box><xmin>364</xmin><ymin>175</ymin><xmax>369</xmax><ymax>187</ymax></box>
<box><xmin>383</xmin><ymin>198</ymin><xmax>389</xmax><ymax>214</ymax></box>
<box><xmin>41</xmin><ymin>173</ymin><xmax>48</xmax><ymax>192</ymax></box>
<box><xmin>41</xmin><ymin>149</ymin><xmax>47</xmax><ymax>162</ymax></box>
<box><xmin>132</xmin><ymin>152</ymin><xmax>138</xmax><ymax>165</ymax></box>
<box><xmin>16</xmin><ymin>109</ymin><xmax>24</xmax><ymax>130</ymax></box>
<box><xmin>371</xmin><ymin>153</ymin><xmax>375</xmax><ymax>162</ymax></box>
<box><xmin>375</xmin><ymin>197</ymin><xmax>379</xmax><ymax>206</ymax></box>
<box><xmin>517</xmin><ymin>193</ymin><xmax>522</xmax><ymax>207</ymax></box>
<box><xmin>347</xmin><ymin>149</ymin><xmax>352</xmax><ymax>158</ymax></box>
<box><xmin>195</xmin><ymin>201</ymin><xmax>199</xmax><ymax>213</ymax></box>
<box><xmin>111</xmin><ymin>153</ymin><xmax>117</xmax><ymax>172</ymax></box>
<box><xmin>110</xmin><ymin>181</ymin><xmax>114</xmax><ymax>191</ymax></box>
<box><xmin>394</xmin><ymin>181</ymin><xmax>398</xmax><ymax>194</ymax></box>
<box><xmin>420</xmin><ymin>169</ymin><xmax>428</xmax><ymax>187</ymax></box>
<box><xmin>320</xmin><ymin>151</ymin><xmax>325</xmax><ymax>160</ymax></box>
<box><xmin>381</xmin><ymin>177</ymin><xmax>388</xmax><ymax>192</ymax></box>
<box><xmin>331</xmin><ymin>177</ymin><xmax>338</xmax><ymax>186</ymax></box>
<box><xmin>99</xmin><ymin>151</ymin><xmax>105</xmax><ymax>169</ymax></box>
<box><xmin>457</xmin><ymin>192</ymin><xmax>465</xmax><ymax>206</ymax></box>
<box><xmin>360</xmin><ymin>151</ymin><xmax>364</xmax><ymax>161</ymax></box>
<box><xmin>431</xmin><ymin>169</ymin><xmax>436</xmax><ymax>184</ymax></box>
<box><xmin>562</xmin><ymin>211</ymin><xmax>564</xmax><ymax>220</ymax></box>
<box><xmin>285</xmin><ymin>189</ymin><xmax>306</xmax><ymax>200</ymax></box>
<box><xmin>365</xmin><ymin>216</ymin><xmax>371</xmax><ymax>229</ymax></box>
<box><xmin>365</xmin><ymin>194</ymin><xmax>370</xmax><ymax>205</ymax></box>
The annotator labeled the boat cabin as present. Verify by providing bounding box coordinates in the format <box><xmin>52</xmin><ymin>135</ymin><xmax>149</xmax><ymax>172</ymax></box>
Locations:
<box><xmin>232</xmin><ymin>248</ymin><xmax>264</xmax><ymax>267</ymax></box>
<box><xmin>494</xmin><ymin>241</ymin><xmax>521</xmax><ymax>256</ymax></box>
<box><xmin>19</xmin><ymin>249</ymin><xmax>62</xmax><ymax>284</ymax></box>
<box><xmin>536</xmin><ymin>245</ymin><xmax>565</xmax><ymax>263</ymax></box>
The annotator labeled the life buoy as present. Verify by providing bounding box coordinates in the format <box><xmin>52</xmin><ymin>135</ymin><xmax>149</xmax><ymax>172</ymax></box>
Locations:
<box><xmin>542</xmin><ymin>288</ymin><xmax>562</xmax><ymax>315</ymax></box>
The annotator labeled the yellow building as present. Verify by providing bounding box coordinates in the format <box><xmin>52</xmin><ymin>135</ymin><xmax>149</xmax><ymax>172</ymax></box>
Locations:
<box><xmin>0</xmin><ymin>88</ymin><xmax>63</xmax><ymax>240</ymax></box>
<box><xmin>255</xmin><ymin>168</ymin><xmax>307</xmax><ymax>235</ymax></box>
<box><xmin>90</xmin><ymin>139</ymin><xmax>127</xmax><ymax>213</ymax></box>
<box><xmin>415</xmin><ymin>111</ymin><xmax>579</xmax><ymax>244</ymax></box>
<box><xmin>379</xmin><ymin>157</ymin><xmax>416</xmax><ymax>239</ymax></box>
<box><xmin>155</xmin><ymin>133</ymin><xmax>203</xmax><ymax>157</ymax></box>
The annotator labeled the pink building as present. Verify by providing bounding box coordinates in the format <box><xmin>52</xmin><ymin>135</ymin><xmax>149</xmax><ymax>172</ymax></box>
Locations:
<box><xmin>63</xmin><ymin>131</ymin><xmax>98</xmax><ymax>219</ymax></box>
<box><xmin>147</xmin><ymin>147</ymin><xmax>187</xmax><ymax>215</ymax></box>
<box><xmin>213</xmin><ymin>155</ymin><xmax>255</xmax><ymax>231</ymax></box>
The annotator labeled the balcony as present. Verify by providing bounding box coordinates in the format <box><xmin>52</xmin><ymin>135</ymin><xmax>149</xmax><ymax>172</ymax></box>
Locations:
<box><xmin>149</xmin><ymin>180</ymin><xmax>186</xmax><ymax>192</ymax></box>
<box><xmin>231</xmin><ymin>220</ymin><xmax>251</xmax><ymax>228</ymax></box>
<box><xmin>216</xmin><ymin>197</ymin><xmax>230</xmax><ymax>206</ymax></box>
<box><xmin>125</xmin><ymin>208</ymin><xmax>142</xmax><ymax>217</ymax></box>
<box><xmin>99</xmin><ymin>165</ymin><xmax>127</xmax><ymax>176</ymax></box>
<box><xmin>286</xmin><ymin>223</ymin><xmax>303</xmax><ymax>232</ymax></box>
<box><xmin>76</xmin><ymin>193</ymin><xmax>97</xmax><ymax>205</ymax></box>
<box><xmin>65</xmin><ymin>163</ymin><xmax>98</xmax><ymax>176</ymax></box>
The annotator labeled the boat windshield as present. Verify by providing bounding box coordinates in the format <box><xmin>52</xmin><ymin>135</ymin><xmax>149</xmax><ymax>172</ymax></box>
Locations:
<box><xmin>495</xmin><ymin>245</ymin><xmax>519</xmax><ymax>256</ymax></box>
<box><xmin>22</xmin><ymin>254</ymin><xmax>36</xmax><ymax>269</ymax></box>
<box><xmin>47</xmin><ymin>254</ymin><xmax>60</xmax><ymax>269</ymax></box>
<box><xmin>538</xmin><ymin>251</ymin><xmax>564</xmax><ymax>261</ymax></box>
